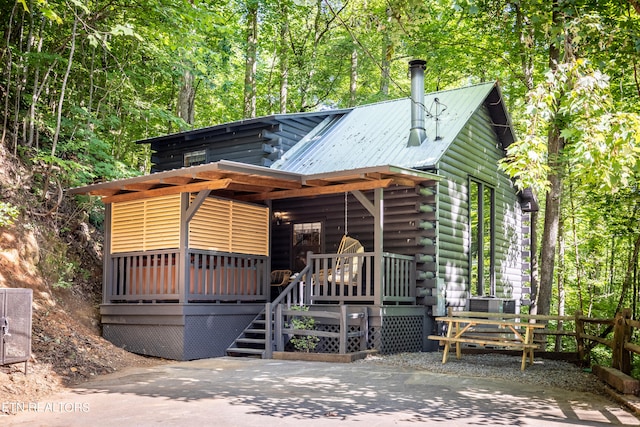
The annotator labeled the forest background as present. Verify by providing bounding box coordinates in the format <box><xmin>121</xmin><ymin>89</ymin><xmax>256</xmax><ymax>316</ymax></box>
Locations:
<box><xmin>1</xmin><ymin>0</ymin><xmax>640</xmax><ymax>323</ymax></box>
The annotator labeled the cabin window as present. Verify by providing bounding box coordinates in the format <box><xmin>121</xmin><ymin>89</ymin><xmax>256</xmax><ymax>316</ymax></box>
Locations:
<box><xmin>184</xmin><ymin>150</ymin><xmax>206</xmax><ymax>167</ymax></box>
<box><xmin>292</xmin><ymin>222</ymin><xmax>322</xmax><ymax>272</ymax></box>
<box><xmin>469</xmin><ymin>179</ymin><xmax>495</xmax><ymax>296</ymax></box>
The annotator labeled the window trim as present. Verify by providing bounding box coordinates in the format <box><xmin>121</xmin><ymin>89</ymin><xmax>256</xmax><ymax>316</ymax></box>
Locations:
<box><xmin>184</xmin><ymin>149</ymin><xmax>207</xmax><ymax>167</ymax></box>
<box><xmin>468</xmin><ymin>178</ymin><xmax>495</xmax><ymax>296</ymax></box>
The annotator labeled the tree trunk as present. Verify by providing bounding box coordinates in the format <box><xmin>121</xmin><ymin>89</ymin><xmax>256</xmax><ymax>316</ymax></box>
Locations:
<box><xmin>278</xmin><ymin>1</ymin><xmax>288</xmax><ymax>114</ymax></box>
<box><xmin>51</xmin><ymin>13</ymin><xmax>78</xmax><ymax>158</ymax></box>
<box><xmin>177</xmin><ymin>69</ymin><xmax>195</xmax><ymax>127</ymax></box>
<box><xmin>349</xmin><ymin>44</ymin><xmax>358</xmax><ymax>107</ymax></box>
<box><xmin>515</xmin><ymin>2</ymin><xmax>534</xmax><ymax>91</ymax></box>
<box><xmin>535</xmin><ymin>0</ymin><xmax>565</xmax><ymax>315</ymax></box>
<box><xmin>1</xmin><ymin>3</ymin><xmax>18</xmax><ymax>147</ymax></box>
<box><xmin>616</xmin><ymin>233</ymin><xmax>640</xmax><ymax>314</ymax></box>
<box><xmin>243</xmin><ymin>0</ymin><xmax>258</xmax><ymax>119</ymax></box>
<box><xmin>537</xmin><ymin>128</ymin><xmax>563</xmax><ymax>315</ymax></box>
<box><xmin>379</xmin><ymin>7</ymin><xmax>392</xmax><ymax>97</ymax></box>
<box><xmin>28</xmin><ymin>16</ymin><xmax>45</xmax><ymax>148</ymax></box>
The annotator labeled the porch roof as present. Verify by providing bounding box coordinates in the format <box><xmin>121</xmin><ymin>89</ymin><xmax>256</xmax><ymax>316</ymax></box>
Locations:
<box><xmin>68</xmin><ymin>160</ymin><xmax>440</xmax><ymax>204</ymax></box>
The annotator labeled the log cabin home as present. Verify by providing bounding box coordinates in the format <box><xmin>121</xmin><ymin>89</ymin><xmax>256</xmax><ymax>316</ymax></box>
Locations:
<box><xmin>69</xmin><ymin>60</ymin><xmax>536</xmax><ymax>360</ymax></box>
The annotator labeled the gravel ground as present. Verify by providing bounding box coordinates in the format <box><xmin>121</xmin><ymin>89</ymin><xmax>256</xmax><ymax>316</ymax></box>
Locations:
<box><xmin>359</xmin><ymin>351</ymin><xmax>607</xmax><ymax>394</ymax></box>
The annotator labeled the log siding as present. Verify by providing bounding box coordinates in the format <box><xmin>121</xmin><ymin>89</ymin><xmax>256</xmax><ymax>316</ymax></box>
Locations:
<box><xmin>437</xmin><ymin>106</ymin><xmax>523</xmax><ymax>309</ymax></box>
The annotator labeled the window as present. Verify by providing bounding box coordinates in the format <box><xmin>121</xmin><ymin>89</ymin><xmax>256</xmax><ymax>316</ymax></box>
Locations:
<box><xmin>469</xmin><ymin>179</ymin><xmax>495</xmax><ymax>296</ymax></box>
<box><xmin>292</xmin><ymin>222</ymin><xmax>322</xmax><ymax>272</ymax></box>
<box><xmin>184</xmin><ymin>150</ymin><xmax>206</xmax><ymax>167</ymax></box>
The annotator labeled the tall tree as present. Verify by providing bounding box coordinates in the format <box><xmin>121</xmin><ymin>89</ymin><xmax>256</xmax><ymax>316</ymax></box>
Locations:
<box><xmin>243</xmin><ymin>0</ymin><xmax>258</xmax><ymax>118</ymax></box>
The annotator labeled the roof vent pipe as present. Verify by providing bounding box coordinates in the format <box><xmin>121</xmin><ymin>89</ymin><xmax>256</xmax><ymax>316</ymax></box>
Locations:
<box><xmin>407</xmin><ymin>59</ymin><xmax>427</xmax><ymax>147</ymax></box>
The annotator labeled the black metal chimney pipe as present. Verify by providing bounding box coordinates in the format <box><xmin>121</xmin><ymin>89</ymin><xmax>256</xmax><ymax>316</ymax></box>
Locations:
<box><xmin>407</xmin><ymin>59</ymin><xmax>427</xmax><ymax>147</ymax></box>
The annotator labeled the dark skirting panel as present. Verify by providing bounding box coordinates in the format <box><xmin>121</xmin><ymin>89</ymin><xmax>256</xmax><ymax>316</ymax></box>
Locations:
<box><xmin>101</xmin><ymin>303</ymin><xmax>263</xmax><ymax>360</ymax></box>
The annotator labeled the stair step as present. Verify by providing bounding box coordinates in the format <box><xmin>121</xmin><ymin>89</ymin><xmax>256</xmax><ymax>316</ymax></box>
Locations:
<box><xmin>244</xmin><ymin>328</ymin><xmax>266</xmax><ymax>334</ymax></box>
<box><xmin>226</xmin><ymin>347</ymin><xmax>265</xmax><ymax>356</ymax></box>
<box><xmin>236</xmin><ymin>338</ymin><xmax>266</xmax><ymax>345</ymax></box>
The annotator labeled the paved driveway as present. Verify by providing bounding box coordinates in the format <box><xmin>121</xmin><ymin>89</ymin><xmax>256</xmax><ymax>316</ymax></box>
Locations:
<box><xmin>3</xmin><ymin>357</ymin><xmax>639</xmax><ymax>426</ymax></box>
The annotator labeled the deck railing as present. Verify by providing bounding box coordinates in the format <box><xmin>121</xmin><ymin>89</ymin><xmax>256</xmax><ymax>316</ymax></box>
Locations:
<box><xmin>264</xmin><ymin>251</ymin><xmax>415</xmax><ymax>357</ymax></box>
<box><xmin>188</xmin><ymin>250</ymin><xmax>268</xmax><ymax>302</ymax></box>
<box><xmin>307</xmin><ymin>251</ymin><xmax>415</xmax><ymax>305</ymax></box>
<box><xmin>106</xmin><ymin>249</ymin><xmax>268</xmax><ymax>303</ymax></box>
<box><xmin>106</xmin><ymin>248</ymin><xmax>413</xmax><ymax>306</ymax></box>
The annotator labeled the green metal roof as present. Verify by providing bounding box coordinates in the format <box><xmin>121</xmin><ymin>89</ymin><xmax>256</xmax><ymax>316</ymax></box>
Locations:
<box><xmin>272</xmin><ymin>82</ymin><xmax>513</xmax><ymax>174</ymax></box>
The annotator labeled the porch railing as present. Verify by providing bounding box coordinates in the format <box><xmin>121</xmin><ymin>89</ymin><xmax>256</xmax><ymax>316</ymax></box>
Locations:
<box><xmin>106</xmin><ymin>249</ymin><xmax>268</xmax><ymax>303</ymax></box>
<box><xmin>307</xmin><ymin>251</ymin><xmax>415</xmax><ymax>305</ymax></box>
<box><xmin>264</xmin><ymin>251</ymin><xmax>415</xmax><ymax>357</ymax></box>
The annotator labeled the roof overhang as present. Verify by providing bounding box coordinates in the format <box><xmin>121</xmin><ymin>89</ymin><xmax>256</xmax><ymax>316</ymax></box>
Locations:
<box><xmin>68</xmin><ymin>160</ymin><xmax>441</xmax><ymax>204</ymax></box>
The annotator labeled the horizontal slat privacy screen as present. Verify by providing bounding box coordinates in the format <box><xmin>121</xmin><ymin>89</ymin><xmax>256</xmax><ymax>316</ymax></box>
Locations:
<box><xmin>190</xmin><ymin>197</ymin><xmax>269</xmax><ymax>256</ymax></box>
<box><xmin>111</xmin><ymin>194</ymin><xmax>181</xmax><ymax>253</ymax></box>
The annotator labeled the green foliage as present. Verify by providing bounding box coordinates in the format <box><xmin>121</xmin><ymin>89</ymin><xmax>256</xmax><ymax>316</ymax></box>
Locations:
<box><xmin>500</xmin><ymin>60</ymin><xmax>640</xmax><ymax>195</ymax></box>
<box><xmin>0</xmin><ymin>202</ymin><xmax>20</xmax><ymax>228</ymax></box>
<box><xmin>40</xmin><ymin>238</ymin><xmax>81</xmax><ymax>290</ymax></box>
<box><xmin>288</xmin><ymin>305</ymin><xmax>320</xmax><ymax>353</ymax></box>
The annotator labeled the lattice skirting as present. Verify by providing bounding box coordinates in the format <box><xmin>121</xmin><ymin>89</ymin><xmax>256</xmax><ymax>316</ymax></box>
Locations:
<box><xmin>298</xmin><ymin>314</ymin><xmax>423</xmax><ymax>354</ymax></box>
<box><xmin>102</xmin><ymin>310</ymin><xmax>257</xmax><ymax>360</ymax></box>
<box><xmin>379</xmin><ymin>315</ymin><xmax>424</xmax><ymax>354</ymax></box>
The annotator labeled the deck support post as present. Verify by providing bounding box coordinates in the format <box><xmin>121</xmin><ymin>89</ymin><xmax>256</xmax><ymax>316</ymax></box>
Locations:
<box><xmin>103</xmin><ymin>203</ymin><xmax>113</xmax><ymax>304</ymax></box>
<box><xmin>373</xmin><ymin>188</ymin><xmax>384</xmax><ymax>306</ymax></box>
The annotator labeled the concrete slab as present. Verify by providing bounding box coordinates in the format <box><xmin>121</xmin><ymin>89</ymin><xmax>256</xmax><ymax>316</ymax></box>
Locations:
<box><xmin>2</xmin><ymin>357</ymin><xmax>639</xmax><ymax>426</ymax></box>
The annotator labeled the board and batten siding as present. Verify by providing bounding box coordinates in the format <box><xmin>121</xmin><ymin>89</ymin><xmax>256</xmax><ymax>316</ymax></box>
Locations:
<box><xmin>436</xmin><ymin>105</ymin><xmax>524</xmax><ymax>309</ymax></box>
<box><xmin>110</xmin><ymin>194</ymin><xmax>269</xmax><ymax>256</ymax></box>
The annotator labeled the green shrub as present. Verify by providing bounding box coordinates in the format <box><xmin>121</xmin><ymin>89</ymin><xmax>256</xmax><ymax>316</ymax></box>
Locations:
<box><xmin>289</xmin><ymin>305</ymin><xmax>320</xmax><ymax>353</ymax></box>
<box><xmin>0</xmin><ymin>202</ymin><xmax>19</xmax><ymax>227</ymax></box>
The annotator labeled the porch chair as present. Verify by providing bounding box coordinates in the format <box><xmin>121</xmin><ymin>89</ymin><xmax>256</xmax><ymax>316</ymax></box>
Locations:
<box><xmin>315</xmin><ymin>235</ymin><xmax>365</xmax><ymax>286</ymax></box>
<box><xmin>270</xmin><ymin>269</ymin><xmax>292</xmax><ymax>294</ymax></box>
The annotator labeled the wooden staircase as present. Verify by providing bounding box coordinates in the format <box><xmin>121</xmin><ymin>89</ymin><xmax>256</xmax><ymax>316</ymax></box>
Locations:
<box><xmin>226</xmin><ymin>310</ymin><xmax>269</xmax><ymax>358</ymax></box>
<box><xmin>227</xmin><ymin>267</ymin><xmax>309</xmax><ymax>358</ymax></box>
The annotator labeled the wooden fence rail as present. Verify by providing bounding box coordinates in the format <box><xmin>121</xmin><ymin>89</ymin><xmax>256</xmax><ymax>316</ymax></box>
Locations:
<box><xmin>274</xmin><ymin>305</ymin><xmax>368</xmax><ymax>354</ymax></box>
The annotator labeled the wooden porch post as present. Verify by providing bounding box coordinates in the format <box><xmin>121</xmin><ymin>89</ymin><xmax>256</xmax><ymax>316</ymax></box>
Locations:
<box><xmin>103</xmin><ymin>203</ymin><xmax>112</xmax><ymax>304</ymax></box>
<box><xmin>373</xmin><ymin>188</ymin><xmax>384</xmax><ymax>305</ymax></box>
<box><xmin>179</xmin><ymin>192</ymin><xmax>190</xmax><ymax>304</ymax></box>
<box><xmin>179</xmin><ymin>189</ymin><xmax>215</xmax><ymax>303</ymax></box>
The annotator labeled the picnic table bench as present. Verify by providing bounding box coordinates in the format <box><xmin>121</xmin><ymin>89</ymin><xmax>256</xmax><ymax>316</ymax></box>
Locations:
<box><xmin>428</xmin><ymin>311</ymin><xmax>546</xmax><ymax>370</ymax></box>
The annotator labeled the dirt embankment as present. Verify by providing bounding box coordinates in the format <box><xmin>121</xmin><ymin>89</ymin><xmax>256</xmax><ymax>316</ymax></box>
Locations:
<box><xmin>0</xmin><ymin>145</ymin><xmax>163</xmax><ymax>413</ymax></box>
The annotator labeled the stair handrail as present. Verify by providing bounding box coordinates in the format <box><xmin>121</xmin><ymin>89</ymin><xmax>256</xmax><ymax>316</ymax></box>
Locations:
<box><xmin>265</xmin><ymin>263</ymin><xmax>313</xmax><ymax>358</ymax></box>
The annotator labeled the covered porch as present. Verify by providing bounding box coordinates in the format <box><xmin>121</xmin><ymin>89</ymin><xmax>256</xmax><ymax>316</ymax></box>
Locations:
<box><xmin>69</xmin><ymin>160</ymin><xmax>440</xmax><ymax>360</ymax></box>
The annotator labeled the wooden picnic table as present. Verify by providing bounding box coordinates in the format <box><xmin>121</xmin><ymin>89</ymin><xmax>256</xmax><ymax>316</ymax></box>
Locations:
<box><xmin>428</xmin><ymin>316</ymin><xmax>546</xmax><ymax>370</ymax></box>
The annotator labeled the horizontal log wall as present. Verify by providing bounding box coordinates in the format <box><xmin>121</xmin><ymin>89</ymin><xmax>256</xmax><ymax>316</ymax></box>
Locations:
<box><xmin>437</xmin><ymin>106</ymin><xmax>525</xmax><ymax>309</ymax></box>
<box><xmin>271</xmin><ymin>183</ymin><xmax>438</xmax><ymax>303</ymax></box>
<box><xmin>148</xmin><ymin>116</ymin><xmax>329</xmax><ymax>171</ymax></box>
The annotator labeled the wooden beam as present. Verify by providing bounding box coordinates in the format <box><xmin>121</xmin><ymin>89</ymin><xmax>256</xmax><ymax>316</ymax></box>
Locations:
<box><xmin>239</xmin><ymin>179</ymin><xmax>394</xmax><ymax>201</ymax></box>
<box><xmin>102</xmin><ymin>179</ymin><xmax>233</xmax><ymax>204</ymax></box>
<box><xmin>87</xmin><ymin>188</ymin><xmax>121</xmax><ymax>197</ymax></box>
<box><xmin>162</xmin><ymin>176</ymin><xmax>195</xmax><ymax>185</ymax></box>
<box><xmin>185</xmin><ymin>189</ymin><xmax>212</xmax><ymax>223</ymax></box>
<box><xmin>228</xmin><ymin>182</ymin><xmax>275</xmax><ymax>193</ymax></box>
<box><xmin>122</xmin><ymin>182</ymin><xmax>160</xmax><ymax>191</ymax></box>
<box><xmin>230</xmin><ymin>174</ymin><xmax>302</xmax><ymax>190</ymax></box>
<box><xmin>302</xmin><ymin>179</ymin><xmax>331</xmax><ymax>187</ymax></box>
<box><xmin>390</xmin><ymin>177</ymin><xmax>421</xmax><ymax>187</ymax></box>
<box><xmin>352</xmin><ymin>190</ymin><xmax>374</xmax><ymax>216</ymax></box>
<box><xmin>195</xmin><ymin>171</ymin><xmax>227</xmax><ymax>180</ymax></box>
<box><xmin>197</xmin><ymin>171</ymin><xmax>301</xmax><ymax>190</ymax></box>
